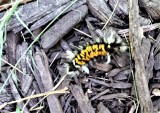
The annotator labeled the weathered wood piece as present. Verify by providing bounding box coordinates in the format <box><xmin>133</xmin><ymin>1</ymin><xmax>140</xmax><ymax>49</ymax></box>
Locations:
<box><xmin>91</xmin><ymin>63</ymin><xmax>112</xmax><ymax>72</ymax></box>
<box><xmin>141</xmin><ymin>39</ymin><xmax>151</xmax><ymax>67</ymax></box>
<box><xmin>0</xmin><ymin>0</ymin><xmax>86</xmax><ymax>33</ymax></box>
<box><xmin>9</xmin><ymin>77</ymin><xmax>29</xmax><ymax>113</ymax></box>
<box><xmin>108</xmin><ymin>0</ymin><xmax>128</xmax><ymax>16</ymax></box>
<box><xmin>90</xmin><ymin>89</ymin><xmax>110</xmax><ymax>101</ymax></box>
<box><xmin>40</xmin><ymin>5</ymin><xmax>88</xmax><ymax>49</ymax></box>
<box><xmin>87</xmin><ymin>0</ymin><xmax>125</xmax><ymax>26</ymax></box>
<box><xmin>98</xmin><ymin>93</ymin><xmax>128</xmax><ymax>100</ymax></box>
<box><xmin>107</xmin><ymin>66</ymin><xmax>129</xmax><ymax>77</ymax></box>
<box><xmin>45</xmin><ymin>0</ymin><xmax>70</xmax><ymax>6</ymax></box>
<box><xmin>108</xmin><ymin>0</ymin><xmax>151</xmax><ymax>25</ymax></box>
<box><xmin>28</xmin><ymin>0</ymin><xmax>87</xmax><ymax>34</ymax></box>
<box><xmin>146</xmin><ymin>47</ymin><xmax>154</xmax><ymax>79</ymax></box>
<box><xmin>16</xmin><ymin>42</ymin><xmax>33</xmax><ymax>95</ymax></box>
<box><xmin>34</xmin><ymin>50</ymin><xmax>63</xmax><ymax>113</ymax></box>
<box><xmin>118</xmin><ymin>23</ymin><xmax>160</xmax><ymax>37</ymax></box>
<box><xmin>70</xmin><ymin>85</ymin><xmax>95</xmax><ymax>113</ymax></box>
<box><xmin>0</xmin><ymin>73</ymin><xmax>13</xmax><ymax>112</ymax></box>
<box><xmin>89</xmin><ymin>78</ymin><xmax>131</xmax><ymax>89</ymax></box>
<box><xmin>154</xmin><ymin>33</ymin><xmax>160</xmax><ymax>55</ymax></box>
<box><xmin>64</xmin><ymin>95</ymin><xmax>73</xmax><ymax>113</ymax></box>
<box><xmin>154</xmin><ymin>53</ymin><xmax>160</xmax><ymax>70</ymax></box>
<box><xmin>6</xmin><ymin>31</ymin><xmax>19</xmax><ymax>65</ymax></box>
<box><xmin>139</xmin><ymin>0</ymin><xmax>160</xmax><ymax>19</ymax></box>
<box><xmin>129</xmin><ymin>0</ymin><xmax>153</xmax><ymax>112</ymax></box>
<box><xmin>97</xmin><ymin>102</ymin><xmax>111</xmax><ymax>113</ymax></box>
<box><xmin>113</xmin><ymin>69</ymin><xmax>131</xmax><ymax>81</ymax></box>
<box><xmin>33</xmin><ymin>56</ymin><xmax>45</xmax><ymax>93</ymax></box>
<box><xmin>113</xmin><ymin>53</ymin><xmax>130</xmax><ymax>67</ymax></box>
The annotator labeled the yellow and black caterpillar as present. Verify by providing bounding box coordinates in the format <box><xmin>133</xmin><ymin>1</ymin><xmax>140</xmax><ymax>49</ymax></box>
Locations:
<box><xmin>64</xmin><ymin>30</ymin><xmax>128</xmax><ymax>74</ymax></box>
<box><xmin>73</xmin><ymin>43</ymin><xmax>108</xmax><ymax>66</ymax></box>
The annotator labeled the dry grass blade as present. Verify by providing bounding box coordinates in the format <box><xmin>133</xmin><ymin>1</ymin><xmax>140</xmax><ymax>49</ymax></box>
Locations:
<box><xmin>30</xmin><ymin>73</ymin><xmax>68</xmax><ymax>110</ymax></box>
<box><xmin>1</xmin><ymin>58</ymin><xmax>26</xmax><ymax>75</ymax></box>
<box><xmin>0</xmin><ymin>0</ymin><xmax>21</xmax><ymax>73</ymax></box>
<box><xmin>0</xmin><ymin>87</ymin><xmax>69</xmax><ymax>110</ymax></box>
<box><xmin>102</xmin><ymin>0</ymin><xmax>119</xmax><ymax>30</ymax></box>
<box><xmin>73</xmin><ymin>28</ymin><xmax>92</xmax><ymax>38</ymax></box>
<box><xmin>0</xmin><ymin>0</ymin><xmax>32</xmax><ymax>11</ymax></box>
<box><xmin>49</xmin><ymin>52</ymin><xmax>59</xmax><ymax>67</ymax></box>
<box><xmin>0</xmin><ymin>0</ymin><xmax>78</xmax><ymax>94</ymax></box>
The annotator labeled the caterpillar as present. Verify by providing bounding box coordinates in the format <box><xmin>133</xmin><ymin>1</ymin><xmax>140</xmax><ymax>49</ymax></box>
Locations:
<box><xmin>73</xmin><ymin>43</ymin><xmax>108</xmax><ymax>66</ymax></box>
<box><xmin>63</xmin><ymin>29</ymin><xmax>128</xmax><ymax>74</ymax></box>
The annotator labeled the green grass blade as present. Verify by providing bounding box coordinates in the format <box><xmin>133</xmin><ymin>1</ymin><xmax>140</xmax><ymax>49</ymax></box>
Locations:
<box><xmin>0</xmin><ymin>0</ymin><xmax>78</xmax><ymax>94</ymax></box>
<box><xmin>15</xmin><ymin>11</ymin><xmax>36</xmax><ymax>38</ymax></box>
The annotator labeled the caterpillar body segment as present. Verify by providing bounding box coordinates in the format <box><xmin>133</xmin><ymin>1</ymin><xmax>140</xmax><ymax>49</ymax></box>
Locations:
<box><xmin>73</xmin><ymin>43</ymin><xmax>109</xmax><ymax>66</ymax></box>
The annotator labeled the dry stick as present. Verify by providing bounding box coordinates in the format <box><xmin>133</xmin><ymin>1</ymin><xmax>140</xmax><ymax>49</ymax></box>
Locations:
<box><xmin>21</xmin><ymin>91</ymin><xmax>35</xmax><ymax>113</ymax></box>
<box><xmin>128</xmin><ymin>0</ymin><xmax>153</xmax><ymax>113</ymax></box>
<box><xmin>30</xmin><ymin>73</ymin><xmax>68</xmax><ymax>110</ymax></box>
<box><xmin>0</xmin><ymin>87</ymin><xmax>68</xmax><ymax>110</ymax></box>
<box><xmin>118</xmin><ymin>23</ymin><xmax>160</xmax><ymax>37</ymax></box>
<box><xmin>73</xmin><ymin>28</ymin><xmax>92</xmax><ymax>38</ymax></box>
<box><xmin>11</xmin><ymin>87</ymin><xmax>68</xmax><ymax>104</ymax></box>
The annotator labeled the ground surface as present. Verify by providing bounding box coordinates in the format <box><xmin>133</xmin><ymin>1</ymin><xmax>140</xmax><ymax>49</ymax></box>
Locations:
<box><xmin>0</xmin><ymin>0</ymin><xmax>160</xmax><ymax>113</ymax></box>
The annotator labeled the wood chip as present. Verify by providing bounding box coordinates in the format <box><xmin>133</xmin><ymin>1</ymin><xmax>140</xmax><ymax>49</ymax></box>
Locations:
<box><xmin>113</xmin><ymin>69</ymin><xmax>131</xmax><ymax>81</ymax></box>
<box><xmin>98</xmin><ymin>102</ymin><xmax>111</xmax><ymax>113</ymax></box>
<box><xmin>154</xmin><ymin>53</ymin><xmax>160</xmax><ymax>70</ymax></box>
<box><xmin>141</xmin><ymin>38</ymin><xmax>151</xmax><ymax>66</ymax></box>
<box><xmin>91</xmin><ymin>89</ymin><xmax>110</xmax><ymax>101</ymax></box>
<box><xmin>87</xmin><ymin>0</ymin><xmax>125</xmax><ymax>26</ymax></box>
<box><xmin>40</xmin><ymin>5</ymin><xmax>88</xmax><ymax>49</ymax></box>
<box><xmin>98</xmin><ymin>93</ymin><xmax>128</xmax><ymax>100</ymax></box>
<box><xmin>129</xmin><ymin>0</ymin><xmax>153</xmax><ymax>112</ymax></box>
<box><xmin>110</xmin><ymin>82</ymin><xmax>132</xmax><ymax>89</ymax></box>
<box><xmin>34</xmin><ymin>50</ymin><xmax>63</xmax><ymax>113</ymax></box>
<box><xmin>70</xmin><ymin>85</ymin><xmax>95</xmax><ymax>113</ymax></box>
<box><xmin>9</xmin><ymin>76</ymin><xmax>29</xmax><ymax>113</ymax></box>
<box><xmin>139</xmin><ymin>0</ymin><xmax>160</xmax><ymax>20</ymax></box>
<box><xmin>91</xmin><ymin>63</ymin><xmax>112</xmax><ymax>72</ymax></box>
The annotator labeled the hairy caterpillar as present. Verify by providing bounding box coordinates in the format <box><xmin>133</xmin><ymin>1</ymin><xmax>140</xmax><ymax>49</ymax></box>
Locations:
<box><xmin>64</xmin><ymin>29</ymin><xmax>128</xmax><ymax>74</ymax></box>
<box><xmin>73</xmin><ymin>43</ymin><xmax>108</xmax><ymax>66</ymax></box>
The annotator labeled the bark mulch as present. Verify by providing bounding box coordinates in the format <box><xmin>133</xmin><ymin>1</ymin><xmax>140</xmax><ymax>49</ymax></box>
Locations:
<box><xmin>1</xmin><ymin>0</ymin><xmax>160</xmax><ymax>113</ymax></box>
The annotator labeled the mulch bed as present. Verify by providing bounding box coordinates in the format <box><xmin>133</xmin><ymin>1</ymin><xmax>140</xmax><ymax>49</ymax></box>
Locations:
<box><xmin>0</xmin><ymin>0</ymin><xmax>160</xmax><ymax>113</ymax></box>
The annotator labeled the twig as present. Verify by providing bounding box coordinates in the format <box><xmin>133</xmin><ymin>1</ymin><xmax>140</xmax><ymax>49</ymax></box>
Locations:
<box><xmin>129</xmin><ymin>0</ymin><xmax>153</xmax><ymax>112</ymax></box>
<box><xmin>0</xmin><ymin>87</ymin><xmax>69</xmax><ymax>110</ymax></box>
